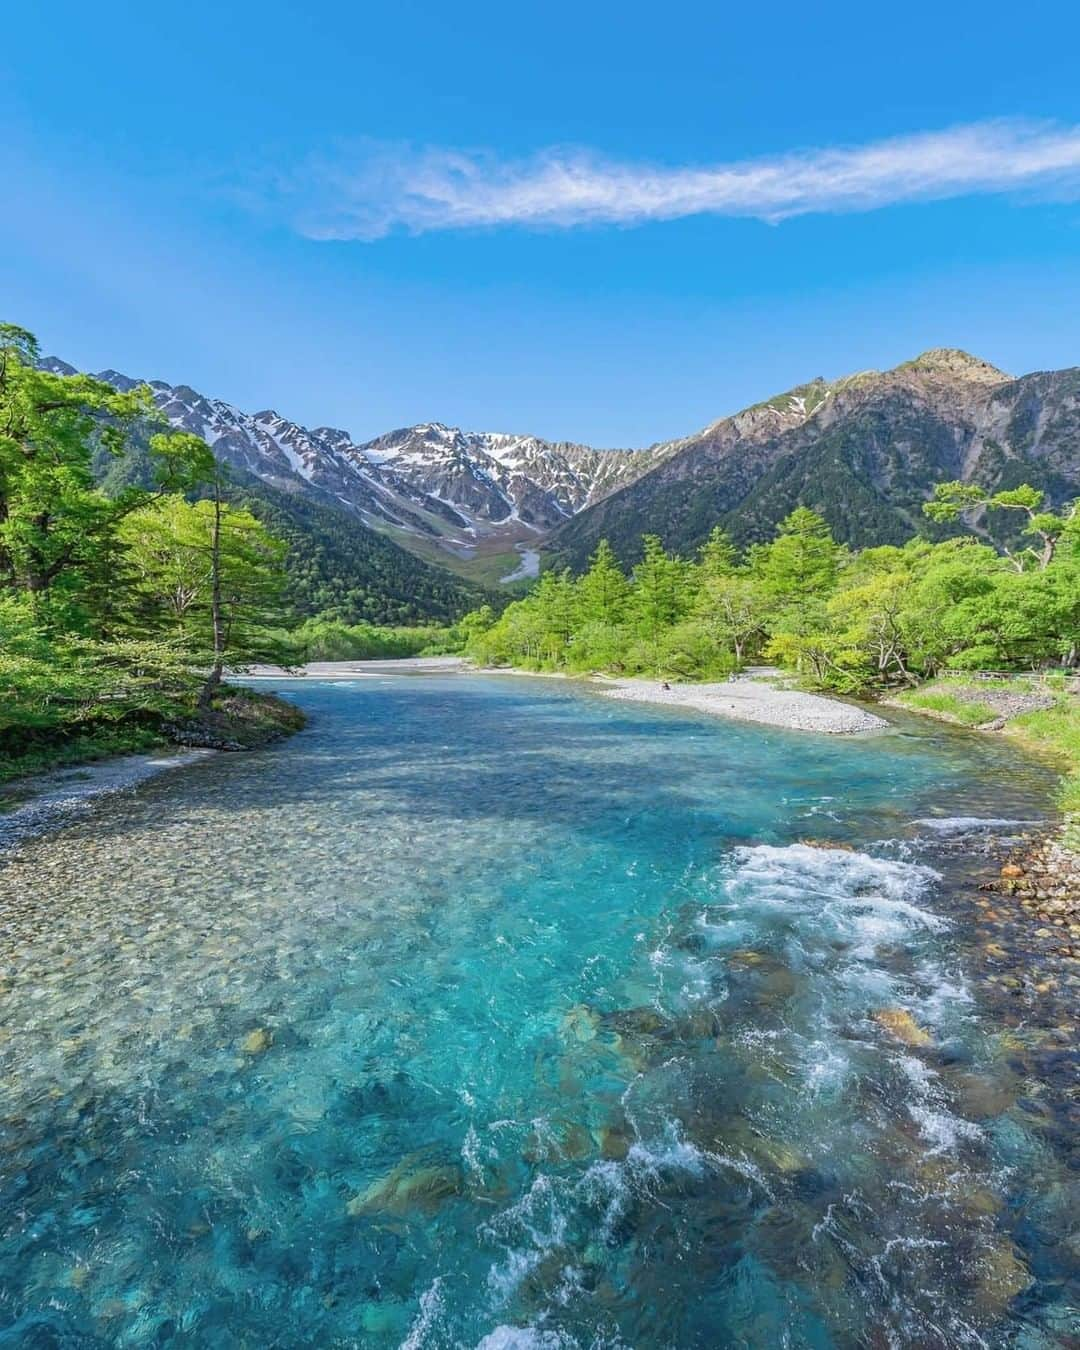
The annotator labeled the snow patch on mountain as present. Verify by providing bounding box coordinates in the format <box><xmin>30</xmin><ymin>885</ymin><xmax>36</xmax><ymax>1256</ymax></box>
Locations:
<box><xmin>58</xmin><ymin>364</ymin><xmax>659</xmax><ymax>564</ymax></box>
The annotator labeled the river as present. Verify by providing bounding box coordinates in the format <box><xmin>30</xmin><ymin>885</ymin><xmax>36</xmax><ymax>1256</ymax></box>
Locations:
<box><xmin>0</xmin><ymin>674</ymin><xmax>1074</xmax><ymax>1346</ymax></box>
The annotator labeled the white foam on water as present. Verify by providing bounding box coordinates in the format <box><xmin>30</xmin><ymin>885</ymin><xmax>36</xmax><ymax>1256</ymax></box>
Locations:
<box><xmin>625</xmin><ymin>1133</ymin><xmax>705</xmax><ymax>1177</ymax></box>
<box><xmin>915</xmin><ymin>963</ymin><xmax>975</xmax><ymax>1023</ymax></box>
<box><xmin>828</xmin><ymin>893</ymin><xmax>945</xmax><ymax>959</ymax></box>
<box><xmin>726</xmin><ymin>843</ymin><xmax>940</xmax><ymax>911</ymax></box>
<box><xmin>711</xmin><ymin>842</ymin><xmax>984</xmax><ymax>1129</ymax></box>
<box><xmin>462</xmin><ymin>1124</ymin><xmax>487</xmax><ymax>1184</ymax></box>
<box><xmin>912</xmin><ymin>816</ymin><xmax>1040</xmax><ymax>835</ymax></box>
<box><xmin>481</xmin><ymin>1174</ymin><xmax>570</xmax><ymax>1305</ymax></box>
<box><xmin>479</xmin><ymin>1117</ymin><xmax>710</xmax><ymax>1312</ymax></box>
<box><xmin>897</xmin><ymin>1054</ymin><xmax>982</xmax><ymax>1155</ymax></box>
<box><xmin>723</xmin><ymin>844</ymin><xmax>947</xmax><ymax>975</ymax></box>
<box><xmin>801</xmin><ymin>1037</ymin><xmax>851</xmax><ymax>1095</ymax></box>
<box><xmin>577</xmin><ymin>1159</ymin><xmax>632</xmax><ymax>1245</ymax></box>
<box><xmin>475</xmin><ymin>1328</ymin><xmax>577</xmax><ymax>1349</ymax></box>
<box><xmin>694</xmin><ymin>913</ymin><xmax>757</xmax><ymax>948</ymax></box>
<box><xmin>400</xmin><ymin>1276</ymin><xmax>446</xmax><ymax>1350</ymax></box>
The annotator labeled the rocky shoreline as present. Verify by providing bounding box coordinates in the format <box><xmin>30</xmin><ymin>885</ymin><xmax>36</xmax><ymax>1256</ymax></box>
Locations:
<box><xmin>165</xmin><ymin>689</ymin><xmax>306</xmax><ymax>751</ymax></box>
<box><xmin>0</xmin><ymin>688</ymin><xmax>306</xmax><ymax>850</ymax></box>
<box><xmin>978</xmin><ymin>834</ymin><xmax>1080</xmax><ymax>980</ymax></box>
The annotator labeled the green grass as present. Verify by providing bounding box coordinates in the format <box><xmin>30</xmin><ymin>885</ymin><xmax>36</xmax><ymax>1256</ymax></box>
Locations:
<box><xmin>1009</xmin><ymin>700</ymin><xmax>1080</xmax><ymax>843</ymax></box>
<box><xmin>0</xmin><ymin>725</ymin><xmax>166</xmax><ymax>789</ymax></box>
<box><xmin>897</xmin><ymin>688</ymin><xmax>999</xmax><ymax>726</ymax></box>
<box><xmin>897</xmin><ymin>675</ymin><xmax>1080</xmax><ymax>843</ymax></box>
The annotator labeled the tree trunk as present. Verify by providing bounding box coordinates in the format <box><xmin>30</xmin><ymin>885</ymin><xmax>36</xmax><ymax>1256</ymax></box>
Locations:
<box><xmin>199</xmin><ymin>483</ymin><xmax>225</xmax><ymax>712</ymax></box>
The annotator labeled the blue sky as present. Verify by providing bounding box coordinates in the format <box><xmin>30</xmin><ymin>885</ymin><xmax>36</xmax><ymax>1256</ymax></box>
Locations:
<box><xmin>4</xmin><ymin>0</ymin><xmax>1080</xmax><ymax>445</ymax></box>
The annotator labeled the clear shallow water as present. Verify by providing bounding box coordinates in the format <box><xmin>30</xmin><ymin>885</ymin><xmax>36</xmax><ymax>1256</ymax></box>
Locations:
<box><xmin>0</xmin><ymin>675</ymin><xmax>1075</xmax><ymax>1348</ymax></box>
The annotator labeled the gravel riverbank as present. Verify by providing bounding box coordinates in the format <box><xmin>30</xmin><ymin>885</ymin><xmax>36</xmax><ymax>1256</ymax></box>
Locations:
<box><xmin>244</xmin><ymin>657</ymin><xmax>470</xmax><ymax>678</ymax></box>
<box><xmin>598</xmin><ymin>676</ymin><xmax>890</xmax><ymax>735</ymax></box>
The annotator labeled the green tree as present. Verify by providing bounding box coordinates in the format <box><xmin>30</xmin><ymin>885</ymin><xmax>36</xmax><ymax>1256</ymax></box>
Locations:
<box><xmin>750</xmin><ymin>507</ymin><xmax>842</xmax><ymax>603</ymax></box>
<box><xmin>575</xmin><ymin>539</ymin><xmax>630</xmax><ymax>626</ymax></box>
<box><xmin>629</xmin><ymin>535</ymin><xmax>690</xmax><ymax>648</ymax></box>
<box><xmin>694</xmin><ymin>572</ymin><xmax>767</xmax><ymax>665</ymax></box>
<box><xmin>0</xmin><ymin>325</ymin><xmax>211</xmax><ymax>628</ymax></box>
<box><xmin>696</xmin><ymin>525</ymin><xmax>738</xmax><ymax>583</ymax></box>
<box><xmin>120</xmin><ymin>485</ymin><xmax>290</xmax><ymax>704</ymax></box>
<box><xmin>924</xmin><ymin>481</ymin><xmax>1079</xmax><ymax>570</ymax></box>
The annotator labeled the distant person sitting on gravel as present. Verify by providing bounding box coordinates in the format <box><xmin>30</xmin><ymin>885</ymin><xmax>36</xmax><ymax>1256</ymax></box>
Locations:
<box><xmin>661</xmin><ymin>681</ymin><xmax>671</xmax><ymax>691</ymax></box>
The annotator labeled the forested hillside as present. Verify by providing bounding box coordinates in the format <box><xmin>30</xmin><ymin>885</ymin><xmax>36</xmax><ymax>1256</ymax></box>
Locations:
<box><xmin>93</xmin><ymin>421</ymin><xmax>493</xmax><ymax>624</ymax></box>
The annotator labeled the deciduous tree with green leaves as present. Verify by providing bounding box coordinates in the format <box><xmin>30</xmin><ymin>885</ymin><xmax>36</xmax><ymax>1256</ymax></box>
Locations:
<box><xmin>0</xmin><ymin>325</ymin><xmax>213</xmax><ymax>628</ymax></box>
<box><xmin>0</xmin><ymin>321</ymin><xmax>295</xmax><ymax>778</ymax></box>
<box><xmin>120</xmin><ymin>480</ymin><xmax>291</xmax><ymax>706</ymax></box>
<box><xmin>924</xmin><ymin>481</ymin><xmax>1079</xmax><ymax>570</ymax></box>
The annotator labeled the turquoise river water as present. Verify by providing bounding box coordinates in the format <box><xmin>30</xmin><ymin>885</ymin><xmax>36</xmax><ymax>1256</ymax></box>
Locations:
<box><xmin>0</xmin><ymin>674</ymin><xmax>1076</xmax><ymax>1347</ymax></box>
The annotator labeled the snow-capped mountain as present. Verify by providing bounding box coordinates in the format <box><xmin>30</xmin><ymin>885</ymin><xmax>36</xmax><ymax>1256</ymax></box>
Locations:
<box><xmin>43</xmin><ymin>358</ymin><xmax>654</xmax><ymax>563</ymax></box>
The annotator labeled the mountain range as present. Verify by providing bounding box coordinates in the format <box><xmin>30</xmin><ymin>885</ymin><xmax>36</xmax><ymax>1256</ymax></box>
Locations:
<box><xmin>40</xmin><ymin>357</ymin><xmax>656</xmax><ymax>583</ymax></box>
<box><xmin>45</xmin><ymin>347</ymin><xmax>1080</xmax><ymax>617</ymax></box>
<box><xmin>548</xmin><ymin>348</ymin><xmax>1080</xmax><ymax>570</ymax></box>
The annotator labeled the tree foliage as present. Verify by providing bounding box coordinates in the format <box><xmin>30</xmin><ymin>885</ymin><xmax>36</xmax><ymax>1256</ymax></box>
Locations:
<box><xmin>0</xmin><ymin>322</ymin><xmax>293</xmax><ymax>769</ymax></box>
<box><xmin>924</xmin><ymin>481</ymin><xmax>1080</xmax><ymax>571</ymax></box>
<box><xmin>466</xmin><ymin>498</ymin><xmax>1080</xmax><ymax>688</ymax></box>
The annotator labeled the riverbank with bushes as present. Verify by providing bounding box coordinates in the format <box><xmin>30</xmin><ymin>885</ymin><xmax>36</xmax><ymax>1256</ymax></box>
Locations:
<box><xmin>891</xmin><ymin>674</ymin><xmax>1079</xmax><ymax>841</ymax></box>
<box><xmin>1</xmin><ymin>323</ymin><xmax>301</xmax><ymax>787</ymax></box>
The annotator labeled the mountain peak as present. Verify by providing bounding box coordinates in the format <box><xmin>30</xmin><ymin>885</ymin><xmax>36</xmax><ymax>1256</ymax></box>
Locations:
<box><xmin>39</xmin><ymin>355</ymin><xmax>78</xmax><ymax>376</ymax></box>
<box><xmin>896</xmin><ymin>348</ymin><xmax>1010</xmax><ymax>383</ymax></box>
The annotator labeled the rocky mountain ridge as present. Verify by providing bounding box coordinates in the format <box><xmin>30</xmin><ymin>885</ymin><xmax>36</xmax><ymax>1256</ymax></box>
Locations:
<box><xmin>547</xmin><ymin>348</ymin><xmax>1080</xmax><ymax>568</ymax></box>
<box><xmin>40</xmin><ymin>358</ymin><xmax>656</xmax><ymax>564</ymax></box>
<box><xmin>42</xmin><ymin>347</ymin><xmax>1080</xmax><ymax>580</ymax></box>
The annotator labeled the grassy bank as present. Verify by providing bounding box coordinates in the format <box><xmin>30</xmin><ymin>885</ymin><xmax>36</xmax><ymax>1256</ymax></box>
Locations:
<box><xmin>893</xmin><ymin>675</ymin><xmax>1080</xmax><ymax>842</ymax></box>
<box><xmin>0</xmin><ymin>726</ymin><xmax>167</xmax><ymax>787</ymax></box>
<box><xmin>0</xmin><ymin>686</ymin><xmax>305</xmax><ymax>788</ymax></box>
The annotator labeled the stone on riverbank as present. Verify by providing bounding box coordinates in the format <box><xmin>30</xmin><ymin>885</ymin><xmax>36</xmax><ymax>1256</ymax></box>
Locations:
<box><xmin>599</xmin><ymin>676</ymin><xmax>889</xmax><ymax>735</ymax></box>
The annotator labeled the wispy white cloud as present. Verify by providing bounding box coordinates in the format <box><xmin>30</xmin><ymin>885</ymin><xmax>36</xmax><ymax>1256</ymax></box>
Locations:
<box><xmin>267</xmin><ymin>120</ymin><xmax>1080</xmax><ymax>241</ymax></box>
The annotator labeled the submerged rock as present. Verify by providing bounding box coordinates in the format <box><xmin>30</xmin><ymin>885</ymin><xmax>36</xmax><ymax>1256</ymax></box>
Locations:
<box><xmin>950</xmin><ymin>1071</ymin><xmax>1018</xmax><ymax>1119</ymax></box>
<box><xmin>715</xmin><ymin>1120</ymin><xmax>809</xmax><ymax>1176</ymax></box>
<box><xmin>595</xmin><ymin>1122</ymin><xmax>633</xmax><ymax>1161</ymax></box>
<box><xmin>241</xmin><ymin>1027</ymin><xmax>272</xmax><ymax>1055</ymax></box>
<box><xmin>727</xmin><ymin>952</ymin><xmax>798</xmax><ymax>1003</ymax></box>
<box><xmin>347</xmin><ymin>1154</ymin><xmax>463</xmax><ymax>1217</ymax></box>
<box><xmin>560</xmin><ymin>1004</ymin><xmax>599</xmax><ymax>1043</ymax></box>
<box><xmin>972</xmin><ymin>1240</ymin><xmax>1034</xmax><ymax>1317</ymax></box>
<box><xmin>872</xmin><ymin>1008</ymin><xmax>932</xmax><ymax>1047</ymax></box>
<box><xmin>522</xmin><ymin>1119</ymin><xmax>593</xmax><ymax>1164</ymax></box>
<box><xmin>603</xmin><ymin>1005</ymin><xmax>668</xmax><ymax>1036</ymax></box>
